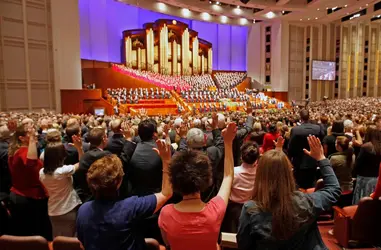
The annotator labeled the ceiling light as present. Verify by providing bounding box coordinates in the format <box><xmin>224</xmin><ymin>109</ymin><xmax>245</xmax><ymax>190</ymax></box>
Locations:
<box><xmin>315</xmin><ymin>17</ymin><xmax>318</xmax><ymax>19</ymax></box>
<box><xmin>378</xmin><ymin>15</ymin><xmax>381</xmax><ymax>18</ymax></box>
<box><xmin>360</xmin><ymin>7</ymin><xmax>362</xmax><ymax>9</ymax></box>
<box><xmin>220</xmin><ymin>15</ymin><xmax>228</xmax><ymax>23</ymax></box>
<box><xmin>326</xmin><ymin>7</ymin><xmax>329</xmax><ymax>10</ymax></box>
<box><xmin>307</xmin><ymin>18</ymin><xmax>310</xmax><ymax>20</ymax></box>
<box><xmin>332</xmin><ymin>6</ymin><xmax>338</xmax><ymax>11</ymax></box>
<box><xmin>209</xmin><ymin>1</ymin><xmax>212</xmax><ymax>3</ymax></box>
<box><xmin>172</xmin><ymin>20</ymin><xmax>177</xmax><ymax>25</ymax></box>
<box><xmin>216</xmin><ymin>1</ymin><xmax>220</xmax><ymax>5</ymax></box>
<box><xmin>253</xmin><ymin>19</ymin><xmax>256</xmax><ymax>23</ymax></box>
<box><xmin>282</xmin><ymin>10</ymin><xmax>285</xmax><ymax>14</ymax></box>
<box><xmin>233</xmin><ymin>8</ymin><xmax>243</xmax><ymax>15</ymax></box>
<box><xmin>317</xmin><ymin>8</ymin><xmax>320</xmax><ymax>11</ymax></box>
<box><xmin>181</xmin><ymin>8</ymin><xmax>191</xmax><ymax>17</ymax></box>
<box><xmin>344</xmin><ymin>5</ymin><xmax>348</xmax><ymax>7</ymax></box>
<box><xmin>265</xmin><ymin>11</ymin><xmax>275</xmax><ymax>19</ymax></box>
<box><xmin>366</xmin><ymin>4</ymin><xmax>368</xmax><ymax>6</ymax></box>
<box><xmin>239</xmin><ymin>18</ymin><xmax>248</xmax><ymax>25</ymax></box>
<box><xmin>237</xmin><ymin>5</ymin><xmax>240</xmax><ymax>9</ymax></box>
<box><xmin>300</xmin><ymin>18</ymin><xmax>302</xmax><ymax>21</ymax></box>
<box><xmin>157</xmin><ymin>2</ymin><xmax>167</xmax><ymax>12</ymax></box>
<box><xmin>201</xmin><ymin>12</ymin><xmax>211</xmax><ymax>20</ymax></box>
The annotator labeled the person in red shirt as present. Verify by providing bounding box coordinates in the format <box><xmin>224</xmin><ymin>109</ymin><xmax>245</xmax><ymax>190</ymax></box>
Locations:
<box><xmin>8</xmin><ymin>124</ymin><xmax>52</xmax><ymax>240</ymax></box>
<box><xmin>370</xmin><ymin>163</ymin><xmax>381</xmax><ymax>199</ymax></box>
<box><xmin>158</xmin><ymin>122</ymin><xmax>237</xmax><ymax>250</ymax></box>
<box><xmin>262</xmin><ymin>123</ymin><xmax>280</xmax><ymax>153</ymax></box>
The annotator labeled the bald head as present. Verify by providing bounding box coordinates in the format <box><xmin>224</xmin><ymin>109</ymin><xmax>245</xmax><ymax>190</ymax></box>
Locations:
<box><xmin>110</xmin><ymin>119</ymin><xmax>122</xmax><ymax>133</ymax></box>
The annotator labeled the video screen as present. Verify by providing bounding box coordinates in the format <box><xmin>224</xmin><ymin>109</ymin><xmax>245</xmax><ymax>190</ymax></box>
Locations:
<box><xmin>94</xmin><ymin>108</ymin><xmax>105</xmax><ymax>116</ymax></box>
<box><xmin>312</xmin><ymin>61</ymin><xmax>336</xmax><ymax>81</ymax></box>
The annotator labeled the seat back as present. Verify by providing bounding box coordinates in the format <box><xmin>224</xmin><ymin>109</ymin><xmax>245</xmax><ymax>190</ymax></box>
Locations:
<box><xmin>52</xmin><ymin>236</ymin><xmax>83</xmax><ymax>250</ymax></box>
<box><xmin>352</xmin><ymin>197</ymin><xmax>381</xmax><ymax>244</ymax></box>
<box><xmin>221</xmin><ymin>201</ymin><xmax>243</xmax><ymax>233</ymax></box>
<box><xmin>0</xmin><ymin>235</ymin><xmax>49</xmax><ymax>250</ymax></box>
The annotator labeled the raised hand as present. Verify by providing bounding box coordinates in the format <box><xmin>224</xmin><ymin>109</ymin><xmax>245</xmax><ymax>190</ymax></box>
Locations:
<box><xmin>153</xmin><ymin>139</ymin><xmax>171</xmax><ymax>165</ymax></box>
<box><xmin>176</xmin><ymin>124</ymin><xmax>188</xmax><ymax>138</ymax></box>
<box><xmin>211</xmin><ymin>112</ymin><xmax>218</xmax><ymax>130</ymax></box>
<box><xmin>121</xmin><ymin>122</ymin><xmax>132</xmax><ymax>139</ymax></box>
<box><xmin>303</xmin><ymin>135</ymin><xmax>325</xmax><ymax>161</ymax></box>
<box><xmin>72</xmin><ymin>134</ymin><xmax>83</xmax><ymax>149</ymax></box>
<box><xmin>26</xmin><ymin>124</ymin><xmax>36</xmax><ymax>142</ymax></box>
<box><xmin>274</xmin><ymin>136</ymin><xmax>285</xmax><ymax>150</ymax></box>
<box><xmin>222</xmin><ymin>122</ymin><xmax>237</xmax><ymax>144</ymax></box>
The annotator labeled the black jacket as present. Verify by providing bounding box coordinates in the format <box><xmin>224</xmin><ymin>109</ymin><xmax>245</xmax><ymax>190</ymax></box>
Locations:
<box><xmin>105</xmin><ymin>133</ymin><xmax>129</xmax><ymax>156</ymax></box>
<box><xmin>0</xmin><ymin>141</ymin><xmax>11</xmax><ymax>194</ymax></box>
<box><xmin>73</xmin><ymin>147</ymin><xmax>111</xmax><ymax>202</ymax></box>
<box><xmin>63</xmin><ymin>142</ymin><xmax>90</xmax><ymax>165</ymax></box>
<box><xmin>237</xmin><ymin>159</ymin><xmax>341</xmax><ymax>250</ymax></box>
<box><xmin>128</xmin><ymin>140</ymin><xmax>162</xmax><ymax>196</ymax></box>
<box><xmin>288</xmin><ymin>123</ymin><xmax>325</xmax><ymax>169</ymax></box>
<box><xmin>233</xmin><ymin>115</ymin><xmax>254</xmax><ymax>166</ymax></box>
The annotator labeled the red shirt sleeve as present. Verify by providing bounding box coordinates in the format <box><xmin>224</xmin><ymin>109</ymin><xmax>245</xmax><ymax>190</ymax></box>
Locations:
<box><xmin>371</xmin><ymin>163</ymin><xmax>381</xmax><ymax>199</ymax></box>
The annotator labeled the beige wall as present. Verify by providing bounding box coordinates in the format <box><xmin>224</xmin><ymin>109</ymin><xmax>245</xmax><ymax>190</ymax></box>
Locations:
<box><xmin>0</xmin><ymin>0</ymin><xmax>81</xmax><ymax>112</ymax></box>
<box><xmin>246</xmin><ymin>20</ymin><xmax>381</xmax><ymax>101</ymax></box>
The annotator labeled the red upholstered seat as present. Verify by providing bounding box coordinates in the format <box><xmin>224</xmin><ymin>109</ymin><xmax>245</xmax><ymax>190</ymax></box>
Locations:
<box><xmin>0</xmin><ymin>235</ymin><xmax>49</xmax><ymax>250</ymax></box>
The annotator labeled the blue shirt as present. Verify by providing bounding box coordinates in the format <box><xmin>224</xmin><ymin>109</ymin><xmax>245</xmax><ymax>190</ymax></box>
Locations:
<box><xmin>76</xmin><ymin>195</ymin><xmax>157</xmax><ymax>250</ymax></box>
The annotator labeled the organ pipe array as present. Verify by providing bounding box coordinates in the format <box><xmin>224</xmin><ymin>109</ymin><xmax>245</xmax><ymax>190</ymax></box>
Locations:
<box><xmin>122</xmin><ymin>19</ymin><xmax>213</xmax><ymax>76</ymax></box>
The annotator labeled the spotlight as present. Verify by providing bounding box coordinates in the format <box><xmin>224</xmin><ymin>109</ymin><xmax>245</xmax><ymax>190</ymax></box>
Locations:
<box><xmin>172</xmin><ymin>20</ymin><xmax>177</xmax><ymax>25</ymax></box>
<box><xmin>265</xmin><ymin>11</ymin><xmax>275</xmax><ymax>19</ymax></box>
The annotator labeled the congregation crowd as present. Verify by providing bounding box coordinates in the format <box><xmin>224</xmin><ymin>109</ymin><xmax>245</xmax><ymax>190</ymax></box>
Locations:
<box><xmin>106</xmin><ymin>88</ymin><xmax>172</xmax><ymax>105</ymax></box>
<box><xmin>214</xmin><ymin>72</ymin><xmax>247</xmax><ymax>89</ymax></box>
<box><xmin>181</xmin><ymin>88</ymin><xmax>250</xmax><ymax>103</ymax></box>
<box><xmin>0</xmin><ymin>96</ymin><xmax>381</xmax><ymax>250</ymax></box>
<box><xmin>181</xmin><ymin>74</ymin><xmax>216</xmax><ymax>90</ymax></box>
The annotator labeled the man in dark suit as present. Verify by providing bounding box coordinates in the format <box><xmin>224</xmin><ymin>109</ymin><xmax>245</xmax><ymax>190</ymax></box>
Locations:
<box><xmin>0</xmin><ymin>125</ymin><xmax>11</xmax><ymax>194</ymax></box>
<box><xmin>288</xmin><ymin>109</ymin><xmax>325</xmax><ymax>189</ymax></box>
<box><xmin>73</xmin><ymin>127</ymin><xmax>110</xmax><ymax>202</ymax></box>
<box><xmin>64</xmin><ymin>124</ymin><xmax>90</xmax><ymax>165</ymax></box>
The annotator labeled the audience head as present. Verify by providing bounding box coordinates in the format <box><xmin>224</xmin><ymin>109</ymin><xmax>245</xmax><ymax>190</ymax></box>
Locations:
<box><xmin>87</xmin><ymin>127</ymin><xmax>107</xmax><ymax>148</ymax></box>
<box><xmin>241</xmin><ymin>142</ymin><xmax>259</xmax><ymax>165</ymax></box>
<box><xmin>268</xmin><ymin>123</ymin><xmax>277</xmax><ymax>134</ymax></box>
<box><xmin>169</xmin><ymin>150</ymin><xmax>212</xmax><ymax>196</ymax></box>
<box><xmin>187</xmin><ymin>128</ymin><xmax>206</xmax><ymax>149</ymax></box>
<box><xmin>0</xmin><ymin>125</ymin><xmax>11</xmax><ymax>142</ymax></box>
<box><xmin>364</xmin><ymin>126</ymin><xmax>381</xmax><ymax>155</ymax></box>
<box><xmin>65</xmin><ymin>124</ymin><xmax>81</xmax><ymax>143</ymax></box>
<box><xmin>46</xmin><ymin>129</ymin><xmax>61</xmax><ymax>144</ymax></box>
<box><xmin>138</xmin><ymin>119</ymin><xmax>157</xmax><ymax>141</ymax></box>
<box><xmin>8</xmin><ymin>124</ymin><xmax>29</xmax><ymax>156</ymax></box>
<box><xmin>300</xmin><ymin>109</ymin><xmax>309</xmax><ymax>122</ymax></box>
<box><xmin>87</xmin><ymin>155</ymin><xmax>124</xmax><ymax>200</ymax></box>
<box><xmin>110</xmin><ymin>119</ymin><xmax>122</xmax><ymax>133</ymax></box>
<box><xmin>343</xmin><ymin>119</ymin><xmax>354</xmax><ymax>133</ymax></box>
<box><xmin>252</xmin><ymin>149</ymin><xmax>297</xmax><ymax>240</ymax></box>
<box><xmin>43</xmin><ymin>142</ymin><xmax>67</xmax><ymax>174</ymax></box>
<box><xmin>253</xmin><ymin>122</ymin><xmax>262</xmax><ymax>132</ymax></box>
<box><xmin>331</xmin><ymin>120</ymin><xmax>344</xmax><ymax>134</ymax></box>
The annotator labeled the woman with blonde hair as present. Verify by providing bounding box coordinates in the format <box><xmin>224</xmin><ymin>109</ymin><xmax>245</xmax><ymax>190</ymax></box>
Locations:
<box><xmin>237</xmin><ymin>136</ymin><xmax>341</xmax><ymax>249</ymax></box>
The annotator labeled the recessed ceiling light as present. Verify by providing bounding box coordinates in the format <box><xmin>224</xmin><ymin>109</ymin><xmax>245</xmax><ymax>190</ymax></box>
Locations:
<box><xmin>220</xmin><ymin>15</ymin><xmax>228</xmax><ymax>23</ymax></box>
<box><xmin>282</xmin><ymin>10</ymin><xmax>285</xmax><ymax>14</ymax></box>
<box><xmin>265</xmin><ymin>11</ymin><xmax>275</xmax><ymax>19</ymax></box>
<box><xmin>307</xmin><ymin>18</ymin><xmax>310</xmax><ymax>20</ymax></box>
<box><xmin>315</xmin><ymin>17</ymin><xmax>318</xmax><ymax>19</ymax></box>
<box><xmin>237</xmin><ymin>5</ymin><xmax>240</xmax><ymax>9</ymax></box>
<box><xmin>366</xmin><ymin>4</ymin><xmax>368</xmax><ymax>6</ymax></box>
<box><xmin>216</xmin><ymin>1</ymin><xmax>220</xmax><ymax>5</ymax></box>
<box><xmin>344</xmin><ymin>5</ymin><xmax>347</xmax><ymax>7</ymax></box>
<box><xmin>253</xmin><ymin>19</ymin><xmax>256</xmax><ymax>23</ymax></box>
<box><xmin>317</xmin><ymin>8</ymin><xmax>320</xmax><ymax>11</ymax></box>
<box><xmin>300</xmin><ymin>18</ymin><xmax>302</xmax><ymax>21</ymax></box>
<box><xmin>201</xmin><ymin>12</ymin><xmax>211</xmax><ymax>20</ymax></box>
<box><xmin>182</xmin><ymin>8</ymin><xmax>191</xmax><ymax>17</ymax></box>
<box><xmin>209</xmin><ymin>1</ymin><xmax>212</xmax><ymax>3</ymax></box>
<box><xmin>157</xmin><ymin>2</ymin><xmax>167</xmax><ymax>12</ymax></box>
<box><xmin>326</xmin><ymin>7</ymin><xmax>329</xmax><ymax>10</ymax></box>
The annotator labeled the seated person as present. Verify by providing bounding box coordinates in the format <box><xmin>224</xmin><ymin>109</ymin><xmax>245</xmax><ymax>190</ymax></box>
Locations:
<box><xmin>76</xmin><ymin>140</ymin><xmax>172</xmax><ymax>250</ymax></box>
<box><xmin>237</xmin><ymin>136</ymin><xmax>341</xmax><ymax>250</ymax></box>
<box><xmin>158</xmin><ymin>123</ymin><xmax>237</xmax><ymax>250</ymax></box>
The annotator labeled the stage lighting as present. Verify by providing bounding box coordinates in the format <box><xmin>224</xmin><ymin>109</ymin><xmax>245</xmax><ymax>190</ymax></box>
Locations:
<box><xmin>240</xmin><ymin>0</ymin><xmax>250</xmax><ymax>4</ymax></box>
<box><xmin>265</xmin><ymin>11</ymin><xmax>275</xmax><ymax>19</ymax></box>
<box><xmin>172</xmin><ymin>20</ymin><xmax>177</xmax><ymax>25</ymax></box>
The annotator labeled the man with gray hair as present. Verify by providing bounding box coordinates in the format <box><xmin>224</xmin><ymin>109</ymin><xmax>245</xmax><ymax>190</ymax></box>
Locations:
<box><xmin>0</xmin><ymin>125</ymin><xmax>11</xmax><ymax>194</ymax></box>
<box><xmin>178</xmin><ymin>113</ymin><xmax>224</xmax><ymax>201</ymax></box>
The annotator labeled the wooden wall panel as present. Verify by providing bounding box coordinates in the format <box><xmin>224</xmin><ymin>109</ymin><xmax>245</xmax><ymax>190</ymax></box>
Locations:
<box><xmin>61</xmin><ymin>89</ymin><xmax>113</xmax><ymax>114</ymax></box>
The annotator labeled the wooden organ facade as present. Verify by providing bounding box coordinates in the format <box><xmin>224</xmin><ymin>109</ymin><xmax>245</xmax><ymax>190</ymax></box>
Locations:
<box><xmin>123</xmin><ymin>19</ymin><xmax>213</xmax><ymax>75</ymax></box>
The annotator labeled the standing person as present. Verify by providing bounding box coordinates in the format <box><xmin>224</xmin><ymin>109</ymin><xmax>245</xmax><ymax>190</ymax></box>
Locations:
<box><xmin>158</xmin><ymin>123</ymin><xmax>237</xmax><ymax>250</ymax></box>
<box><xmin>0</xmin><ymin>125</ymin><xmax>11</xmax><ymax>194</ymax></box>
<box><xmin>237</xmin><ymin>136</ymin><xmax>341</xmax><ymax>249</ymax></box>
<box><xmin>39</xmin><ymin>135</ymin><xmax>83</xmax><ymax>237</ymax></box>
<box><xmin>322</xmin><ymin>120</ymin><xmax>345</xmax><ymax>157</ymax></box>
<box><xmin>76</xmin><ymin>141</ymin><xmax>172</xmax><ymax>250</ymax></box>
<box><xmin>262</xmin><ymin>123</ymin><xmax>280</xmax><ymax>153</ymax></box>
<box><xmin>288</xmin><ymin>110</ymin><xmax>325</xmax><ymax>189</ymax></box>
<box><xmin>8</xmin><ymin>124</ymin><xmax>52</xmax><ymax>240</ymax></box>
<box><xmin>328</xmin><ymin>136</ymin><xmax>355</xmax><ymax>192</ymax></box>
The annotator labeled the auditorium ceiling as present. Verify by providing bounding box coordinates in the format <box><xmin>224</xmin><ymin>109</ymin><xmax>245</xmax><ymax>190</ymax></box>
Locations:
<box><xmin>118</xmin><ymin>0</ymin><xmax>381</xmax><ymax>25</ymax></box>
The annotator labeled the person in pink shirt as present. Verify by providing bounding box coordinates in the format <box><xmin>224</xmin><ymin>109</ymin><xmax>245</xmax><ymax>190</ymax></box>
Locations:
<box><xmin>158</xmin><ymin>122</ymin><xmax>237</xmax><ymax>250</ymax></box>
<box><xmin>230</xmin><ymin>142</ymin><xmax>260</xmax><ymax>204</ymax></box>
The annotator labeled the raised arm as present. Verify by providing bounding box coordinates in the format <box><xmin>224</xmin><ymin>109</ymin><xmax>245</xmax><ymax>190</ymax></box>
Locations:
<box><xmin>217</xmin><ymin>122</ymin><xmax>237</xmax><ymax>205</ymax></box>
<box><xmin>304</xmin><ymin>136</ymin><xmax>341</xmax><ymax>215</ymax></box>
<box><xmin>26</xmin><ymin>125</ymin><xmax>38</xmax><ymax>160</ymax></box>
<box><xmin>153</xmin><ymin>140</ymin><xmax>173</xmax><ymax>213</ymax></box>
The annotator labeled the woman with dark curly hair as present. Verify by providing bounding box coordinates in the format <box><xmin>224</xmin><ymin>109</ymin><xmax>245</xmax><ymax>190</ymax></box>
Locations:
<box><xmin>158</xmin><ymin>123</ymin><xmax>237</xmax><ymax>250</ymax></box>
